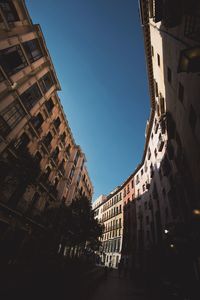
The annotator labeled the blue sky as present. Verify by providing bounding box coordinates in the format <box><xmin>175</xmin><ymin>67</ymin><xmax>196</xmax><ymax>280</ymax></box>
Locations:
<box><xmin>26</xmin><ymin>0</ymin><xmax>150</xmax><ymax>200</ymax></box>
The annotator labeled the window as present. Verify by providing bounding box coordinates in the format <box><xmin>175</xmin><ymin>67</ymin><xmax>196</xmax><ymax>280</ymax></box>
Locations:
<box><xmin>60</xmin><ymin>131</ymin><xmax>66</xmax><ymax>144</ymax></box>
<box><xmin>148</xmin><ymin>148</ymin><xmax>151</xmax><ymax>160</ymax></box>
<box><xmin>53</xmin><ymin>117</ymin><xmax>61</xmax><ymax>129</ymax></box>
<box><xmin>69</xmin><ymin>166</ymin><xmax>75</xmax><ymax>180</ymax></box>
<box><xmin>66</xmin><ymin>144</ymin><xmax>71</xmax><ymax>156</ymax></box>
<box><xmin>43</xmin><ymin>132</ymin><xmax>53</xmax><ymax>148</ymax></box>
<box><xmin>131</xmin><ymin>179</ymin><xmax>134</xmax><ymax>188</ymax></box>
<box><xmin>51</xmin><ymin>146</ymin><xmax>59</xmax><ymax>162</ymax></box>
<box><xmin>0</xmin><ymin>45</ymin><xmax>27</xmax><ymax>76</ymax></box>
<box><xmin>178</xmin><ymin>82</ymin><xmax>184</xmax><ymax>102</ymax></box>
<box><xmin>143</xmin><ymin>184</ymin><xmax>145</xmax><ymax>192</ymax></box>
<box><xmin>14</xmin><ymin>132</ymin><xmax>30</xmax><ymax>151</ymax></box>
<box><xmin>35</xmin><ymin>151</ymin><xmax>42</xmax><ymax>162</ymax></box>
<box><xmin>157</xmin><ymin>53</ymin><xmax>160</xmax><ymax>66</ymax></box>
<box><xmin>74</xmin><ymin>151</ymin><xmax>79</xmax><ymax>166</ymax></box>
<box><xmin>0</xmin><ymin>100</ymin><xmax>25</xmax><ymax>136</ymax></box>
<box><xmin>39</xmin><ymin>72</ymin><xmax>53</xmax><ymax>94</ymax></box>
<box><xmin>189</xmin><ymin>105</ymin><xmax>197</xmax><ymax>131</ymax></box>
<box><xmin>144</xmin><ymin>161</ymin><xmax>147</xmax><ymax>172</ymax></box>
<box><xmin>154</xmin><ymin>148</ymin><xmax>157</xmax><ymax>157</ymax></box>
<box><xmin>45</xmin><ymin>98</ymin><xmax>54</xmax><ymax>113</ymax></box>
<box><xmin>31</xmin><ymin>113</ymin><xmax>44</xmax><ymax>130</ymax></box>
<box><xmin>154</xmin><ymin>80</ymin><xmax>158</xmax><ymax>97</ymax></box>
<box><xmin>146</xmin><ymin>216</ymin><xmax>149</xmax><ymax>225</ymax></box>
<box><xmin>0</xmin><ymin>1</ymin><xmax>19</xmax><ymax>22</ymax></box>
<box><xmin>141</xmin><ymin>168</ymin><xmax>143</xmax><ymax>176</ymax></box>
<box><xmin>20</xmin><ymin>83</ymin><xmax>42</xmax><ymax>111</ymax></box>
<box><xmin>151</xmin><ymin>45</ymin><xmax>154</xmax><ymax>57</ymax></box>
<box><xmin>159</xmin><ymin>96</ymin><xmax>165</xmax><ymax>115</ymax></box>
<box><xmin>167</xmin><ymin>67</ymin><xmax>172</xmax><ymax>83</ymax></box>
<box><xmin>23</xmin><ymin>39</ymin><xmax>43</xmax><ymax>63</ymax></box>
<box><xmin>136</xmin><ymin>174</ymin><xmax>140</xmax><ymax>184</ymax></box>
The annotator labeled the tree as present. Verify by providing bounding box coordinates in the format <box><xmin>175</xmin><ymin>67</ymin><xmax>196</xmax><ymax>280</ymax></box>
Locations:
<box><xmin>40</xmin><ymin>196</ymin><xmax>103</xmax><ymax>258</ymax></box>
<box><xmin>1</xmin><ymin>146</ymin><xmax>41</xmax><ymax>209</ymax></box>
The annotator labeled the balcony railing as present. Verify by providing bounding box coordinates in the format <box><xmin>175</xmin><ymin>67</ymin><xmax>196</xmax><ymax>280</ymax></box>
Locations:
<box><xmin>184</xmin><ymin>14</ymin><xmax>200</xmax><ymax>43</ymax></box>
<box><xmin>150</xmin><ymin>168</ymin><xmax>154</xmax><ymax>178</ymax></box>
<box><xmin>157</xmin><ymin>135</ymin><xmax>165</xmax><ymax>152</ymax></box>
<box><xmin>162</xmin><ymin>0</ymin><xmax>183</xmax><ymax>28</ymax></box>
<box><xmin>149</xmin><ymin>0</ymin><xmax>163</xmax><ymax>23</ymax></box>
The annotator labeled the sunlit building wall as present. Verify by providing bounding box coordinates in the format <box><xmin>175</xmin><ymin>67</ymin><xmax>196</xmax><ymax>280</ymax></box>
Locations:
<box><xmin>93</xmin><ymin>187</ymin><xmax>123</xmax><ymax>268</ymax></box>
<box><xmin>0</xmin><ymin>0</ymin><xmax>93</xmax><ymax>234</ymax></box>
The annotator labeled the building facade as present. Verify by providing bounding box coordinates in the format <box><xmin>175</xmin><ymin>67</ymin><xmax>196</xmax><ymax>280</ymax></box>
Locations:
<box><xmin>0</xmin><ymin>0</ymin><xmax>93</xmax><ymax>262</ymax></box>
<box><xmin>93</xmin><ymin>187</ymin><xmax>123</xmax><ymax>268</ymax></box>
<box><xmin>94</xmin><ymin>1</ymin><xmax>200</xmax><ymax>292</ymax></box>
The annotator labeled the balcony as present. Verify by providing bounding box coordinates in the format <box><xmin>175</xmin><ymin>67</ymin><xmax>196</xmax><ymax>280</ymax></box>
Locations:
<box><xmin>157</xmin><ymin>134</ymin><xmax>165</xmax><ymax>152</ymax></box>
<box><xmin>149</xmin><ymin>0</ymin><xmax>163</xmax><ymax>23</ymax></box>
<box><xmin>160</xmin><ymin>118</ymin><xmax>166</xmax><ymax>134</ymax></box>
<box><xmin>42</xmin><ymin>136</ymin><xmax>52</xmax><ymax>151</ymax></box>
<box><xmin>184</xmin><ymin>14</ymin><xmax>200</xmax><ymax>42</ymax></box>
<box><xmin>154</xmin><ymin>121</ymin><xmax>159</xmax><ymax>134</ymax></box>
<box><xmin>58</xmin><ymin>163</ymin><xmax>65</xmax><ymax>176</ymax></box>
<box><xmin>0</xmin><ymin>1</ymin><xmax>19</xmax><ymax>23</ymax></box>
<box><xmin>146</xmin><ymin>182</ymin><xmax>150</xmax><ymax>190</ymax></box>
<box><xmin>162</xmin><ymin>0</ymin><xmax>183</xmax><ymax>28</ymax></box>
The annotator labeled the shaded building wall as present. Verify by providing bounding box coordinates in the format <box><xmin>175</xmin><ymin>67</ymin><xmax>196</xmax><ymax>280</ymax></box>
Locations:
<box><xmin>135</xmin><ymin>0</ymin><xmax>200</xmax><ymax>292</ymax></box>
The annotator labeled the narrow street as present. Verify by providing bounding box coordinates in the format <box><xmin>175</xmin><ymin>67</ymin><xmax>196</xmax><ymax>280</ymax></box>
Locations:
<box><xmin>90</xmin><ymin>269</ymin><xmax>146</xmax><ymax>300</ymax></box>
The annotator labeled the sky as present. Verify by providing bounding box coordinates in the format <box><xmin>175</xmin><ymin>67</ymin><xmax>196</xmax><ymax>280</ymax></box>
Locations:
<box><xmin>26</xmin><ymin>0</ymin><xmax>150</xmax><ymax>200</ymax></box>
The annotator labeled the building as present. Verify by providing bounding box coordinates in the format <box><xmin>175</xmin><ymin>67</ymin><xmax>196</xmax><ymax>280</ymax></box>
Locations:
<box><xmin>93</xmin><ymin>187</ymin><xmax>123</xmax><ymax>268</ymax></box>
<box><xmin>92</xmin><ymin>194</ymin><xmax>106</xmax><ymax>222</ymax></box>
<box><xmin>0</xmin><ymin>0</ymin><xmax>93</xmax><ymax>262</ymax></box>
<box><xmin>94</xmin><ymin>1</ymin><xmax>200</xmax><ymax>291</ymax></box>
<box><xmin>121</xmin><ymin>173</ymin><xmax>137</xmax><ymax>271</ymax></box>
<box><xmin>136</xmin><ymin>0</ymin><xmax>200</xmax><ymax>282</ymax></box>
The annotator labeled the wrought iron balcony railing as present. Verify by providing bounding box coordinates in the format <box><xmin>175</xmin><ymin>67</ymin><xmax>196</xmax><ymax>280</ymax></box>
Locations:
<box><xmin>184</xmin><ymin>14</ymin><xmax>200</xmax><ymax>42</ymax></box>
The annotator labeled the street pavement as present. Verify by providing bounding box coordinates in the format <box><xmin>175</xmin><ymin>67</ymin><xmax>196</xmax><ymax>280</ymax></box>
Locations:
<box><xmin>90</xmin><ymin>269</ymin><xmax>146</xmax><ymax>300</ymax></box>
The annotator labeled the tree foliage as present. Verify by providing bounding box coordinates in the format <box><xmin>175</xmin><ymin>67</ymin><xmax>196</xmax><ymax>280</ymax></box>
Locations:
<box><xmin>41</xmin><ymin>196</ymin><xmax>103</xmax><ymax>255</ymax></box>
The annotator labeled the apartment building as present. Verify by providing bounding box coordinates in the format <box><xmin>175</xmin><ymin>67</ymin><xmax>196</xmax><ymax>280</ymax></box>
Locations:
<box><xmin>92</xmin><ymin>195</ymin><xmax>106</xmax><ymax>222</ymax></box>
<box><xmin>121</xmin><ymin>174</ymin><xmax>136</xmax><ymax>270</ymax></box>
<box><xmin>93</xmin><ymin>187</ymin><xmax>123</xmax><ymax>268</ymax></box>
<box><xmin>137</xmin><ymin>0</ymin><xmax>200</xmax><ymax>275</ymax></box>
<box><xmin>95</xmin><ymin>1</ymin><xmax>200</xmax><ymax>288</ymax></box>
<box><xmin>0</xmin><ymin>0</ymin><xmax>93</xmax><ymax>260</ymax></box>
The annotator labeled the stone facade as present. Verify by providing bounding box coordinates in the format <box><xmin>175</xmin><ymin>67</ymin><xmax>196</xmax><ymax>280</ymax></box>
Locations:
<box><xmin>0</xmin><ymin>0</ymin><xmax>93</xmax><ymax>255</ymax></box>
